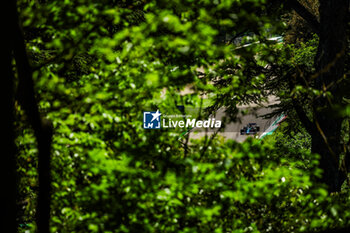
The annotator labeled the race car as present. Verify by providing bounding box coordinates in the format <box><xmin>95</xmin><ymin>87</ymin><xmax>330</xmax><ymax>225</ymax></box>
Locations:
<box><xmin>240</xmin><ymin>123</ymin><xmax>260</xmax><ymax>135</ymax></box>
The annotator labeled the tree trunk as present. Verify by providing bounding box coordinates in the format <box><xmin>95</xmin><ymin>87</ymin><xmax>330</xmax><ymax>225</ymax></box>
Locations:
<box><xmin>5</xmin><ymin>0</ymin><xmax>54</xmax><ymax>232</ymax></box>
<box><xmin>312</xmin><ymin>0</ymin><xmax>349</xmax><ymax>192</ymax></box>
<box><xmin>311</xmin><ymin>118</ymin><xmax>344</xmax><ymax>192</ymax></box>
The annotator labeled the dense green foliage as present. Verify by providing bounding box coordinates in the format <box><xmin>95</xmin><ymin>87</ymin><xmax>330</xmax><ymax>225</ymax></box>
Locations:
<box><xmin>12</xmin><ymin>0</ymin><xmax>350</xmax><ymax>232</ymax></box>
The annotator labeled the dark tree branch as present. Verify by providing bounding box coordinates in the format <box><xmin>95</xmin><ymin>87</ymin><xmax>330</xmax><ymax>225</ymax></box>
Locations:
<box><xmin>287</xmin><ymin>72</ymin><xmax>316</xmax><ymax>135</ymax></box>
<box><xmin>285</xmin><ymin>0</ymin><xmax>320</xmax><ymax>35</ymax></box>
<box><xmin>291</xmin><ymin>97</ymin><xmax>316</xmax><ymax>134</ymax></box>
<box><xmin>10</xmin><ymin>1</ymin><xmax>53</xmax><ymax>232</ymax></box>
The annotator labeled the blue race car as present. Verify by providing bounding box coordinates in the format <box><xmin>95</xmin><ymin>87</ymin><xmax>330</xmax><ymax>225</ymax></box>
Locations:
<box><xmin>240</xmin><ymin>123</ymin><xmax>260</xmax><ymax>135</ymax></box>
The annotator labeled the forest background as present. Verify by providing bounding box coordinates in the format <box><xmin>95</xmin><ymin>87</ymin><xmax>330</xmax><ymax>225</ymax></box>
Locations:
<box><xmin>2</xmin><ymin>0</ymin><xmax>350</xmax><ymax>232</ymax></box>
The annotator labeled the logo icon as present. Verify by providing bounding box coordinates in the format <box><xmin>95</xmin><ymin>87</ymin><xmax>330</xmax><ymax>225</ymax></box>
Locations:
<box><xmin>143</xmin><ymin>110</ymin><xmax>161</xmax><ymax>129</ymax></box>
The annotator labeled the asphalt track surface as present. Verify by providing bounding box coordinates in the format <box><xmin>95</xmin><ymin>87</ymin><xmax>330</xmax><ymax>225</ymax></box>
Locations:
<box><xmin>188</xmin><ymin>96</ymin><xmax>279</xmax><ymax>142</ymax></box>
